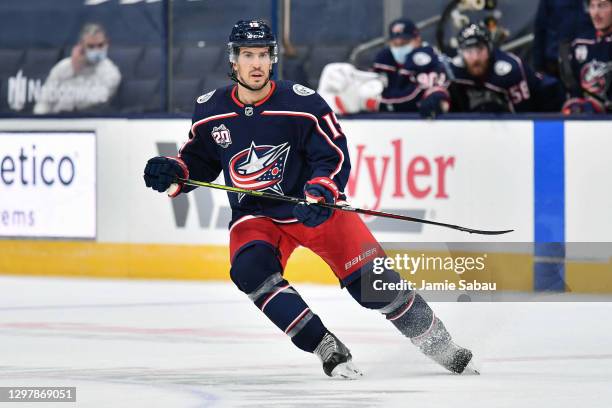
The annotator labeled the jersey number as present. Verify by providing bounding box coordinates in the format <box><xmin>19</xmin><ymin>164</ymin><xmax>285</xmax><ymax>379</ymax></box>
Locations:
<box><xmin>322</xmin><ymin>113</ymin><xmax>343</xmax><ymax>139</ymax></box>
<box><xmin>509</xmin><ymin>81</ymin><xmax>530</xmax><ymax>104</ymax></box>
<box><xmin>416</xmin><ymin>72</ymin><xmax>446</xmax><ymax>88</ymax></box>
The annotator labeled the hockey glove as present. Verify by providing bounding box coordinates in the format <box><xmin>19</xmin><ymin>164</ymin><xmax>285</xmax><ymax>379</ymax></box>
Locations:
<box><xmin>293</xmin><ymin>177</ymin><xmax>339</xmax><ymax>228</ymax></box>
<box><xmin>419</xmin><ymin>90</ymin><xmax>449</xmax><ymax>119</ymax></box>
<box><xmin>562</xmin><ymin>97</ymin><xmax>605</xmax><ymax>115</ymax></box>
<box><xmin>143</xmin><ymin>156</ymin><xmax>188</xmax><ymax>197</ymax></box>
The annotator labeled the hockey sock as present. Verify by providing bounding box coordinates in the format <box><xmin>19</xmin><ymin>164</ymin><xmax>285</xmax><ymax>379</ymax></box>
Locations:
<box><xmin>231</xmin><ymin>243</ymin><xmax>327</xmax><ymax>353</ymax></box>
<box><xmin>345</xmin><ymin>265</ymin><xmax>435</xmax><ymax>338</ymax></box>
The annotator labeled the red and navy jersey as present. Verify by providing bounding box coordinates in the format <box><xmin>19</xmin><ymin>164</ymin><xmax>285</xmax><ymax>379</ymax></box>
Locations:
<box><xmin>569</xmin><ymin>31</ymin><xmax>612</xmax><ymax>111</ymax></box>
<box><xmin>176</xmin><ymin>80</ymin><xmax>351</xmax><ymax>228</ymax></box>
<box><xmin>447</xmin><ymin>49</ymin><xmax>563</xmax><ymax>112</ymax></box>
<box><xmin>372</xmin><ymin>45</ymin><xmax>448</xmax><ymax>112</ymax></box>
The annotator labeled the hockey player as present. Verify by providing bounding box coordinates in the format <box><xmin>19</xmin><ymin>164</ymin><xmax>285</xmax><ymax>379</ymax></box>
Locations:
<box><xmin>143</xmin><ymin>20</ymin><xmax>475</xmax><ymax>379</ymax></box>
<box><xmin>447</xmin><ymin>23</ymin><xmax>564</xmax><ymax>113</ymax></box>
<box><xmin>372</xmin><ymin>18</ymin><xmax>451</xmax><ymax>118</ymax></box>
<box><xmin>561</xmin><ymin>0</ymin><xmax>612</xmax><ymax>114</ymax></box>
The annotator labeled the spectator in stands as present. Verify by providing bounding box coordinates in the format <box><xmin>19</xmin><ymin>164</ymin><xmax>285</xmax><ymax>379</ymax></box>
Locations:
<box><xmin>446</xmin><ymin>23</ymin><xmax>564</xmax><ymax>113</ymax></box>
<box><xmin>34</xmin><ymin>23</ymin><xmax>121</xmax><ymax>114</ymax></box>
<box><xmin>533</xmin><ymin>0</ymin><xmax>592</xmax><ymax>78</ymax></box>
<box><xmin>561</xmin><ymin>0</ymin><xmax>612</xmax><ymax>114</ymax></box>
<box><xmin>372</xmin><ymin>18</ymin><xmax>450</xmax><ymax>118</ymax></box>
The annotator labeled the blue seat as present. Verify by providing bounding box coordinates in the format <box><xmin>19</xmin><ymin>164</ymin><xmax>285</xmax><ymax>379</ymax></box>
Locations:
<box><xmin>174</xmin><ymin>46</ymin><xmax>223</xmax><ymax>78</ymax></box>
<box><xmin>0</xmin><ymin>49</ymin><xmax>25</xmax><ymax>77</ymax></box>
<box><xmin>136</xmin><ymin>47</ymin><xmax>181</xmax><ymax>79</ymax></box>
<box><xmin>108</xmin><ymin>46</ymin><xmax>144</xmax><ymax>79</ymax></box>
<box><xmin>114</xmin><ymin>79</ymin><xmax>162</xmax><ymax>113</ymax></box>
<box><xmin>305</xmin><ymin>45</ymin><xmax>351</xmax><ymax>89</ymax></box>
<box><xmin>22</xmin><ymin>48</ymin><xmax>62</xmax><ymax>78</ymax></box>
<box><xmin>203</xmin><ymin>74</ymin><xmax>232</xmax><ymax>92</ymax></box>
<box><xmin>171</xmin><ymin>78</ymin><xmax>204</xmax><ymax>113</ymax></box>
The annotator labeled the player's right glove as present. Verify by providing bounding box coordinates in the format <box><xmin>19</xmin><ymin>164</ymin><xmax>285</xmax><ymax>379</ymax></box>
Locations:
<box><xmin>293</xmin><ymin>177</ymin><xmax>339</xmax><ymax>228</ymax></box>
<box><xmin>143</xmin><ymin>156</ymin><xmax>188</xmax><ymax>197</ymax></box>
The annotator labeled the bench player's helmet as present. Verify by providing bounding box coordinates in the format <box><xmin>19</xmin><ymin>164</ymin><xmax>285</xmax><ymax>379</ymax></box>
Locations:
<box><xmin>227</xmin><ymin>19</ymin><xmax>278</xmax><ymax>89</ymax></box>
<box><xmin>457</xmin><ymin>23</ymin><xmax>492</xmax><ymax>52</ymax></box>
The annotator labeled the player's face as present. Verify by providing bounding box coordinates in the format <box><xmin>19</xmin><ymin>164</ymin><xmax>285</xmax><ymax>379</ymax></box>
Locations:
<box><xmin>588</xmin><ymin>0</ymin><xmax>612</xmax><ymax>33</ymax></box>
<box><xmin>462</xmin><ymin>45</ymin><xmax>490</xmax><ymax>78</ymax></box>
<box><xmin>234</xmin><ymin>47</ymin><xmax>272</xmax><ymax>91</ymax></box>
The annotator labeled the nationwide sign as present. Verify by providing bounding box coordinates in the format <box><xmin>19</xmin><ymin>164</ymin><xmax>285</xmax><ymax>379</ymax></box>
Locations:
<box><xmin>0</xmin><ymin>131</ymin><xmax>96</xmax><ymax>239</ymax></box>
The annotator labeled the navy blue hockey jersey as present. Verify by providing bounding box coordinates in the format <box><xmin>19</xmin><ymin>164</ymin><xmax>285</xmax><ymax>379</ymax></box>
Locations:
<box><xmin>372</xmin><ymin>45</ymin><xmax>448</xmax><ymax>112</ymax></box>
<box><xmin>177</xmin><ymin>80</ymin><xmax>351</xmax><ymax>227</ymax></box>
<box><xmin>569</xmin><ymin>31</ymin><xmax>612</xmax><ymax>111</ymax></box>
<box><xmin>447</xmin><ymin>49</ymin><xmax>563</xmax><ymax>112</ymax></box>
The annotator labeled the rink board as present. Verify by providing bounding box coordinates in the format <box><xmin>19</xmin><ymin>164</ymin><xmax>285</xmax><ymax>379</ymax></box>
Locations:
<box><xmin>0</xmin><ymin>118</ymin><xmax>611</xmax><ymax>292</ymax></box>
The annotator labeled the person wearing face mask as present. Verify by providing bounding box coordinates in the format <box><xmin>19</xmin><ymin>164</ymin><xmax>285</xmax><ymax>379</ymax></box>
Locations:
<box><xmin>372</xmin><ymin>18</ymin><xmax>451</xmax><ymax>117</ymax></box>
<box><xmin>33</xmin><ymin>23</ymin><xmax>121</xmax><ymax>115</ymax></box>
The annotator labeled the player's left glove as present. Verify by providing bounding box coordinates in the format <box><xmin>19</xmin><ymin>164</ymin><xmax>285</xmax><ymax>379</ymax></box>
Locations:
<box><xmin>419</xmin><ymin>89</ymin><xmax>450</xmax><ymax>119</ymax></box>
<box><xmin>293</xmin><ymin>177</ymin><xmax>339</xmax><ymax>228</ymax></box>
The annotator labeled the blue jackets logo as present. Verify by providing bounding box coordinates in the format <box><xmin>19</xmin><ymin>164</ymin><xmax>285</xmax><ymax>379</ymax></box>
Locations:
<box><xmin>229</xmin><ymin>142</ymin><xmax>290</xmax><ymax>201</ymax></box>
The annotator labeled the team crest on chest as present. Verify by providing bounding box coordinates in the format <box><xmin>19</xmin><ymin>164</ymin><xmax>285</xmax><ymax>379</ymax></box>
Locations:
<box><xmin>581</xmin><ymin>60</ymin><xmax>611</xmax><ymax>95</ymax></box>
<box><xmin>229</xmin><ymin>141</ymin><xmax>290</xmax><ymax>202</ymax></box>
<box><xmin>211</xmin><ymin>124</ymin><xmax>232</xmax><ymax>148</ymax></box>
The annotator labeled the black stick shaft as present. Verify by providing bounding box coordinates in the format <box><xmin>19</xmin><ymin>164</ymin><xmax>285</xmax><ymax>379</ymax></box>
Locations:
<box><xmin>176</xmin><ymin>178</ymin><xmax>514</xmax><ymax>235</ymax></box>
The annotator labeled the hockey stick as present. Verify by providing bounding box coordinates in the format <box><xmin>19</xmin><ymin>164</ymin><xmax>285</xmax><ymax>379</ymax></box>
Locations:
<box><xmin>175</xmin><ymin>177</ymin><xmax>514</xmax><ymax>235</ymax></box>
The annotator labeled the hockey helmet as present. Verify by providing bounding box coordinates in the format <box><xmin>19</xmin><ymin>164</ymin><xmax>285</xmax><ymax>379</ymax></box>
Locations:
<box><xmin>457</xmin><ymin>23</ymin><xmax>492</xmax><ymax>51</ymax></box>
<box><xmin>227</xmin><ymin>19</ymin><xmax>278</xmax><ymax>64</ymax></box>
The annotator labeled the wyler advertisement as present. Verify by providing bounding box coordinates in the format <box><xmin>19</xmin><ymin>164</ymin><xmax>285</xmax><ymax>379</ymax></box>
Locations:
<box><xmin>340</xmin><ymin>120</ymin><xmax>533</xmax><ymax>242</ymax></box>
<box><xmin>0</xmin><ymin>131</ymin><xmax>96</xmax><ymax>239</ymax></box>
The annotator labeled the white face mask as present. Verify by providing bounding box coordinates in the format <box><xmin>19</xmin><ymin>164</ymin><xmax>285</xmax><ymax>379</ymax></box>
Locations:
<box><xmin>390</xmin><ymin>44</ymin><xmax>414</xmax><ymax>64</ymax></box>
<box><xmin>85</xmin><ymin>47</ymin><xmax>108</xmax><ymax>65</ymax></box>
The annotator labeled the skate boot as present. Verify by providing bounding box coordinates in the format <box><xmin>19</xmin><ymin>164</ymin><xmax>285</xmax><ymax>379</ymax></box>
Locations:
<box><xmin>314</xmin><ymin>332</ymin><xmax>363</xmax><ymax>379</ymax></box>
<box><xmin>411</xmin><ymin>317</ymin><xmax>479</xmax><ymax>375</ymax></box>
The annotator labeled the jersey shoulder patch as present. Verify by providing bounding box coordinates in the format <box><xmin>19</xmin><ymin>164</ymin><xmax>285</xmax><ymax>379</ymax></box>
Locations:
<box><xmin>412</xmin><ymin>51</ymin><xmax>433</xmax><ymax>66</ymax></box>
<box><xmin>197</xmin><ymin>90</ymin><xmax>216</xmax><ymax>104</ymax></box>
<box><xmin>292</xmin><ymin>83</ymin><xmax>316</xmax><ymax>96</ymax></box>
<box><xmin>494</xmin><ymin>60</ymin><xmax>513</xmax><ymax>76</ymax></box>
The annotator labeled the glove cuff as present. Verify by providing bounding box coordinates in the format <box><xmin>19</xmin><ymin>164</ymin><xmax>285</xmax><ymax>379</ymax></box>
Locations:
<box><xmin>166</xmin><ymin>156</ymin><xmax>189</xmax><ymax>198</ymax></box>
<box><xmin>306</xmin><ymin>177</ymin><xmax>339</xmax><ymax>201</ymax></box>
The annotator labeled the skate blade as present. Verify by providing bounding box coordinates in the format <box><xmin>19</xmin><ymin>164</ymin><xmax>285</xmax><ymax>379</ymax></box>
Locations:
<box><xmin>330</xmin><ymin>361</ymin><xmax>364</xmax><ymax>380</ymax></box>
<box><xmin>461</xmin><ymin>360</ymin><xmax>480</xmax><ymax>375</ymax></box>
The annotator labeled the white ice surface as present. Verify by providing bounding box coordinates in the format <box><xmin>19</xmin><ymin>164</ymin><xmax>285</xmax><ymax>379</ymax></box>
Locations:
<box><xmin>0</xmin><ymin>276</ymin><xmax>611</xmax><ymax>407</ymax></box>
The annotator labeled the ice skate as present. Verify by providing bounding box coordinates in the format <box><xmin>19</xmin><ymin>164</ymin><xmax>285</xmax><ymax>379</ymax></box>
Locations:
<box><xmin>411</xmin><ymin>317</ymin><xmax>479</xmax><ymax>375</ymax></box>
<box><xmin>314</xmin><ymin>332</ymin><xmax>363</xmax><ymax>379</ymax></box>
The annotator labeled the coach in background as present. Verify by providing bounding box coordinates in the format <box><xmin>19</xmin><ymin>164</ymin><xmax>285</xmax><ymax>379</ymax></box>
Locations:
<box><xmin>561</xmin><ymin>0</ymin><xmax>612</xmax><ymax>114</ymax></box>
<box><xmin>446</xmin><ymin>23</ymin><xmax>564</xmax><ymax>113</ymax></box>
<box><xmin>34</xmin><ymin>23</ymin><xmax>121</xmax><ymax>115</ymax></box>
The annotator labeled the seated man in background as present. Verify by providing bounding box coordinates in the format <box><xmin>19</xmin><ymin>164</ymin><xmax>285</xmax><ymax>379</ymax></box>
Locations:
<box><xmin>34</xmin><ymin>23</ymin><xmax>121</xmax><ymax>115</ymax></box>
<box><xmin>561</xmin><ymin>0</ymin><xmax>612</xmax><ymax>114</ymax></box>
<box><xmin>447</xmin><ymin>23</ymin><xmax>564</xmax><ymax>113</ymax></box>
<box><xmin>372</xmin><ymin>18</ymin><xmax>450</xmax><ymax>118</ymax></box>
